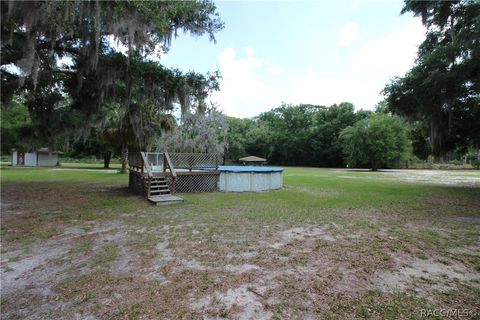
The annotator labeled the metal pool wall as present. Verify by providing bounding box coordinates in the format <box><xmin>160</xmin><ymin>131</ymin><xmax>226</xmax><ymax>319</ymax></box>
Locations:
<box><xmin>217</xmin><ymin>166</ymin><xmax>284</xmax><ymax>192</ymax></box>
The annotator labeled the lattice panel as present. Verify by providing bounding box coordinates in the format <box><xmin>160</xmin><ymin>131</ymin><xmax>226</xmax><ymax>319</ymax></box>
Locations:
<box><xmin>174</xmin><ymin>173</ymin><xmax>219</xmax><ymax>193</ymax></box>
<box><xmin>129</xmin><ymin>170</ymin><xmax>147</xmax><ymax>196</ymax></box>
<box><xmin>169</xmin><ymin>153</ymin><xmax>222</xmax><ymax>170</ymax></box>
<box><xmin>128</xmin><ymin>152</ymin><xmax>143</xmax><ymax>170</ymax></box>
<box><xmin>162</xmin><ymin>174</ymin><xmax>175</xmax><ymax>193</ymax></box>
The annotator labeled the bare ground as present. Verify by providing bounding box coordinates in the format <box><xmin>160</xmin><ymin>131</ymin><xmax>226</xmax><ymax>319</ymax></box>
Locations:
<box><xmin>1</xmin><ymin>179</ymin><xmax>480</xmax><ymax>319</ymax></box>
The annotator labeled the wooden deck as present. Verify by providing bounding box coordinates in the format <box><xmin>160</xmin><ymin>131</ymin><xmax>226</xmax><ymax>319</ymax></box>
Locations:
<box><xmin>147</xmin><ymin>194</ymin><xmax>184</xmax><ymax>205</ymax></box>
<box><xmin>129</xmin><ymin>152</ymin><xmax>221</xmax><ymax>200</ymax></box>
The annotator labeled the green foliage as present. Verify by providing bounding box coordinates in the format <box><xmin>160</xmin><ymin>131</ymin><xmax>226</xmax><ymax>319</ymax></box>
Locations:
<box><xmin>157</xmin><ymin>106</ymin><xmax>228</xmax><ymax>154</ymax></box>
<box><xmin>0</xmin><ymin>101</ymin><xmax>32</xmax><ymax>154</ymax></box>
<box><xmin>1</xmin><ymin>0</ymin><xmax>223</xmax><ymax>94</ymax></box>
<box><xmin>257</xmin><ymin>104</ymin><xmax>317</xmax><ymax>165</ymax></box>
<box><xmin>340</xmin><ymin>114</ymin><xmax>411</xmax><ymax>170</ymax></box>
<box><xmin>311</xmin><ymin>102</ymin><xmax>368</xmax><ymax>167</ymax></box>
<box><xmin>409</xmin><ymin>121</ymin><xmax>431</xmax><ymax>160</ymax></box>
<box><xmin>468</xmin><ymin>153</ymin><xmax>480</xmax><ymax>170</ymax></box>
<box><xmin>224</xmin><ymin>103</ymin><xmax>370</xmax><ymax>167</ymax></box>
<box><xmin>472</xmin><ymin>160</ymin><xmax>480</xmax><ymax>170</ymax></box>
<box><xmin>0</xmin><ymin>0</ymin><xmax>223</xmax><ymax>152</ymax></box>
<box><xmin>225</xmin><ymin>117</ymin><xmax>255</xmax><ymax>161</ymax></box>
<box><xmin>384</xmin><ymin>0</ymin><xmax>480</xmax><ymax>155</ymax></box>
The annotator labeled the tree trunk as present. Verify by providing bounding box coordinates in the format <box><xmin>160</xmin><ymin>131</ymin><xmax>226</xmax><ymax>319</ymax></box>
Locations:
<box><xmin>103</xmin><ymin>151</ymin><xmax>112</xmax><ymax>169</ymax></box>
<box><xmin>120</xmin><ymin>143</ymin><xmax>128</xmax><ymax>173</ymax></box>
<box><xmin>64</xmin><ymin>137</ymin><xmax>70</xmax><ymax>153</ymax></box>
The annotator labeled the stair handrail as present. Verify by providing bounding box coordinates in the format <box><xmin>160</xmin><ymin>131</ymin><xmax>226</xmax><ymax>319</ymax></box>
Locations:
<box><xmin>164</xmin><ymin>152</ymin><xmax>177</xmax><ymax>179</ymax></box>
<box><xmin>140</xmin><ymin>152</ymin><xmax>153</xmax><ymax>178</ymax></box>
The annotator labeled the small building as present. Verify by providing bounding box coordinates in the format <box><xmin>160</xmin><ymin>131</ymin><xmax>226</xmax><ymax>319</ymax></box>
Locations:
<box><xmin>238</xmin><ymin>155</ymin><xmax>267</xmax><ymax>166</ymax></box>
<box><xmin>11</xmin><ymin>148</ymin><xmax>61</xmax><ymax>167</ymax></box>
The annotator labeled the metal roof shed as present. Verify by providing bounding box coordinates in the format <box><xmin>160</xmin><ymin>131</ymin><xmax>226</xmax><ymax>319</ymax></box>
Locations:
<box><xmin>11</xmin><ymin>148</ymin><xmax>62</xmax><ymax>167</ymax></box>
<box><xmin>238</xmin><ymin>155</ymin><xmax>267</xmax><ymax>166</ymax></box>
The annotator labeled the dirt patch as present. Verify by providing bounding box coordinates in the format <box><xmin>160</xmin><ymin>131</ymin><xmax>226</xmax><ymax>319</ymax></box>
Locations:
<box><xmin>380</xmin><ymin>169</ymin><xmax>480</xmax><ymax>187</ymax></box>
<box><xmin>1</xmin><ymin>183</ymin><xmax>98</xmax><ymax>244</ymax></box>
<box><xmin>225</xmin><ymin>264</ymin><xmax>261</xmax><ymax>274</ymax></box>
<box><xmin>0</xmin><ymin>220</ymin><xmax>130</xmax><ymax>319</ymax></box>
<box><xmin>2</xmin><ymin>176</ymin><xmax>479</xmax><ymax>319</ymax></box>
<box><xmin>447</xmin><ymin>245</ymin><xmax>480</xmax><ymax>256</ymax></box>
<box><xmin>110</xmin><ymin>246</ymin><xmax>141</xmax><ymax>277</ymax></box>
<box><xmin>334</xmin><ymin>169</ymin><xmax>480</xmax><ymax>186</ymax></box>
<box><xmin>1</xmin><ymin>242</ymin><xmax>72</xmax><ymax>296</ymax></box>
<box><xmin>266</xmin><ymin>224</ymin><xmax>339</xmax><ymax>249</ymax></box>
<box><xmin>373</xmin><ymin>255</ymin><xmax>480</xmax><ymax>299</ymax></box>
<box><xmin>191</xmin><ymin>284</ymin><xmax>272</xmax><ymax>319</ymax></box>
<box><xmin>280</xmin><ymin>226</ymin><xmax>337</xmax><ymax>242</ymax></box>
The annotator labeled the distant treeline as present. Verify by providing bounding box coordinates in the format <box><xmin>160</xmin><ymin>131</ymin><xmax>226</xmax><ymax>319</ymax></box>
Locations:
<box><xmin>225</xmin><ymin>102</ymin><xmax>430</xmax><ymax>168</ymax></box>
<box><xmin>225</xmin><ymin>103</ymin><xmax>366</xmax><ymax>167</ymax></box>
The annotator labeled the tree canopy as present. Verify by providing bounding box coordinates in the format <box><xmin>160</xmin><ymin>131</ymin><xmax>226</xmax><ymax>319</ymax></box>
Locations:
<box><xmin>1</xmin><ymin>0</ymin><xmax>223</xmax><ymax>152</ymax></box>
<box><xmin>0</xmin><ymin>100</ymin><xmax>32</xmax><ymax>154</ymax></box>
<box><xmin>1</xmin><ymin>0</ymin><xmax>223</xmax><ymax>96</ymax></box>
<box><xmin>383</xmin><ymin>0</ymin><xmax>480</xmax><ymax>156</ymax></box>
<box><xmin>158</xmin><ymin>106</ymin><xmax>228</xmax><ymax>154</ymax></box>
<box><xmin>340</xmin><ymin>114</ymin><xmax>411</xmax><ymax>171</ymax></box>
<box><xmin>225</xmin><ymin>103</ymin><xmax>371</xmax><ymax>167</ymax></box>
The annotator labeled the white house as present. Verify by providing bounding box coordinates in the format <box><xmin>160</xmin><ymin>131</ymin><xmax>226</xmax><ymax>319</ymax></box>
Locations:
<box><xmin>11</xmin><ymin>148</ymin><xmax>61</xmax><ymax>167</ymax></box>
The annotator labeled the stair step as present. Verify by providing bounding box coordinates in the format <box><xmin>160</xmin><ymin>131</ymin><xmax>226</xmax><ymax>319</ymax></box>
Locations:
<box><xmin>150</xmin><ymin>185</ymin><xmax>169</xmax><ymax>190</ymax></box>
<box><xmin>150</xmin><ymin>190</ymin><xmax>170</xmax><ymax>195</ymax></box>
<box><xmin>150</xmin><ymin>187</ymin><xmax>170</xmax><ymax>191</ymax></box>
<box><xmin>145</xmin><ymin>178</ymin><xmax>167</xmax><ymax>182</ymax></box>
<box><xmin>148</xmin><ymin>195</ymin><xmax>184</xmax><ymax>205</ymax></box>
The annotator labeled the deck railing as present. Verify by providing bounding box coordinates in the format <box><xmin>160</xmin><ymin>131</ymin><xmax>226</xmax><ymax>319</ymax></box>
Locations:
<box><xmin>128</xmin><ymin>152</ymin><xmax>144</xmax><ymax>172</ymax></box>
<box><xmin>129</xmin><ymin>152</ymin><xmax>166</xmax><ymax>174</ymax></box>
<box><xmin>140</xmin><ymin>152</ymin><xmax>153</xmax><ymax>178</ymax></box>
<box><xmin>128</xmin><ymin>152</ymin><xmax>221</xmax><ymax>195</ymax></box>
<box><xmin>129</xmin><ymin>152</ymin><xmax>221</xmax><ymax>172</ymax></box>
<box><xmin>145</xmin><ymin>152</ymin><xmax>164</xmax><ymax>172</ymax></box>
<box><xmin>129</xmin><ymin>152</ymin><xmax>223</xmax><ymax>195</ymax></box>
<box><xmin>164</xmin><ymin>152</ymin><xmax>177</xmax><ymax>194</ymax></box>
<box><xmin>128</xmin><ymin>152</ymin><xmax>177</xmax><ymax>194</ymax></box>
<box><xmin>168</xmin><ymin>153</ymin><xmax>221</xmax><ymax>171</ymax></box>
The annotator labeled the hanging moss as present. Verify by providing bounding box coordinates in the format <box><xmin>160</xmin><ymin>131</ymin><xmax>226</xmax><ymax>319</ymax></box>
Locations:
<box><xmin>1</xmin><ymin>0</ymin><xmax>223</xmax><ymax>95</ymax></box>
<box><xmin>1</xmin><ymin>0</ymin><xmax>223</xmax><ymax>147</ymax></box>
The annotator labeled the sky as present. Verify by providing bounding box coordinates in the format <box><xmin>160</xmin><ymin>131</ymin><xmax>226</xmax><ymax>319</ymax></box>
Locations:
<box><xmin>160</xmin><ymin>0</ymin><xmax>426</xmax><ymax>118</ymax></box>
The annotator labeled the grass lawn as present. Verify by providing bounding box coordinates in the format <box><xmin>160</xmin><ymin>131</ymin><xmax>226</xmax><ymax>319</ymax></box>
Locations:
<box><xmin>1</xmin><ymin>165</ymin><xmax>479</xmax><ymax>319</ymax></box>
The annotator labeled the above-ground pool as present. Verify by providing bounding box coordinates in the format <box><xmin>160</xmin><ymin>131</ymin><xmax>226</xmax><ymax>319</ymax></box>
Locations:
<box><xmin>214</xmin><ymin>166</ymin><xmax>284</xmax><ymax>192</ymax></box>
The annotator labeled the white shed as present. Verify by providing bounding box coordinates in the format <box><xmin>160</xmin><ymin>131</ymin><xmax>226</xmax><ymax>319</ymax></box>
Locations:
<box><xmin>11</xmin><ymin>148</ymin><xmax>61</xmax><ymax>167</ymax></box>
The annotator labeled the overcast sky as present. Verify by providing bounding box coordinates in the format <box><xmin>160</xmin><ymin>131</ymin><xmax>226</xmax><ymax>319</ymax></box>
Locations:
<box><xmin>160</xmin><ymin>0</ymin><xmax>426</xmax><ymax>118</ymax></box>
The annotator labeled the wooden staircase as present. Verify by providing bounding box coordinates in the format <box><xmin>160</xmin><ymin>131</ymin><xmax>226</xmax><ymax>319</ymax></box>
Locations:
<box><xmin>147</xmin><ymin>176</ymin><xmax>171</xmax><ymax>196</ymax></box>
<box><xmin>146</xmin><ymin>176</ymin><xmax>183</xmax><ymax>205</ymax></box>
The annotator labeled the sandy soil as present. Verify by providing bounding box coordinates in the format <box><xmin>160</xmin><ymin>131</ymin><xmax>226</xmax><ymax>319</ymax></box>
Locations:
<box><xmin>1</xmin><ymin>173</ymin><xmax>479</xmax><ymax>319</ymax></box>
<box><xmin>335</xmin><ymin>169</ymin><xmax>480</xmax><ymax>186</ymax></box>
